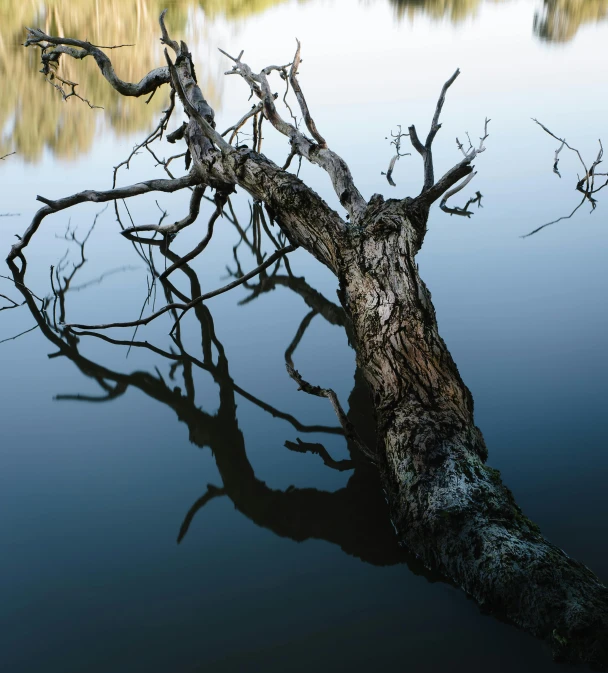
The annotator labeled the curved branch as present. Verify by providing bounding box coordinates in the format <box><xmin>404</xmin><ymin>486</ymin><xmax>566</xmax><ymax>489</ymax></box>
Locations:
<box><xmin>7</xmin><ymin>174</ymin><xmax>199</xmax><ymax>263</ymax></box>
<box><xmin>121</xmin><ymin>185</ymin><xmax>206</xmax><ymax>239</ymax></box>
<box><xmin>25</xmin><ymin>28</ymin><xmax>170</xmax><ymax>98</ymax></box>
<box><xmin>159</xmin><ymin>192</ymin><xmax>228</xmax><ymax>279</ymax></box>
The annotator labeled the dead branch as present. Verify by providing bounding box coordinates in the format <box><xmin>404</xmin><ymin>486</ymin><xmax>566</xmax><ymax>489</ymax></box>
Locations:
<box><xmin>417</xmin><ymin>117</ymin><xmax>490</xmax><ymax>207</ymax></box>
<box><xmin>0</xmin><ymin>293</ymin><xmax>23</xmax><ymax>312</ymax></box>
<box><xmin>24</xmin><ymin>27</ymin><xmax>171</xmax><ymax>99</ymax></box>
<box><xmin>121</xmin><ymin>185</ymin><xmax>206</xmax><ymax>239</ymax></box>
<box><xmin>0</xmin><ymin>324</ymin><xmax>39</xmax><ymax>344</ymax></box>
<box><xmin>113</xmin><ymin>90</ymin><xmax>177</xmax><ymax>186</ymax></box>
<box><xmin>439</xmin><ymin>172</ymin><xmax>480</xmax><ymax>216</ymax></box>
<box><xmin>66</xmin><ymin>244</ymin><xmax>297</xmax><ymax>331</ymax></box>
<box><xmin>521</xmin><ymin>193</ymin><xmax>589</xmax><ymax>238</ymax></box>
<box><xmin>533</xmin><ymin>118</ymin><xmax>590</xmax><ymax>176</ymax></box>
<box><xmin>531</xmin><ymin>121</ymin><xmax>608</xmax><ymax>234</ymax></box>
<box><xmin>409</xmin><ymin>69</ymin><xmax>460</xmax><ymax>191</ymax></box>
<box><xmin>164</xmin><ymin>50</ymin><xmax>231</xmax><ymax>154</ymax></box>
<box><xmin>286</xmin><ymin>364</ymin><xmax>376</xmax><ymax>462</ymax></box>
<box><xmin>159</xmin><ymin>191</ymin><xmax>228</xmax><ymax>279</ymax></box>
<box><xmin>405</xmin><ymin>68</ymin><xmax>489</xmax><ymax>209</ymax></box>
<box><xmin>382</xmin><ymin>125</ymin><xmax>411</xmax><ymax>186</ymax></box>
<box><xmin>1</xmin><ymin>152</ymin><xmax>16</xmax><ymax>161</ymax></box>
<box><xmin>219</xmin><ymin>45</ymin><xmax>366</xmax><ymax>222</ymax></box>
<box><xmin>44</xmin><ymin>71</ymin><xmax>103</xmax><ymax>109</ymax></box>
<box><xmin>284</xmin><ymin>438</ymin><xmax>353</xmax><ymax>471</ymax></box>
<box><xmin>7</xmin><ymin>174</ymin><xmax>198</xmax><ymax>264</ymax></box>
<box><xmin>222</xmin><ymin>102</ymin><xmax>264</xmax><ymax>144</ymax></box>
<box><xmin>289</xmin><ymin>40</ymin><xmax>327</xmax><ymax>148</ymax></box>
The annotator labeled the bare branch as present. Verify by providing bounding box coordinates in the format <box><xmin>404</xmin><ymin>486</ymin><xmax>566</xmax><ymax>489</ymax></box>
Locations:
<box><xmin>113</xmin><ymin>90</ymin><xmax>176</xmax><ymax>186</ymax></box>
<box><xmin>24</xmin><ymin>28</ymin><xmax>170</xmax><ymax>98</ymax></box>
<box><xmin>286</xmin><ymin>364</ymin><xmax>376</xmax><ymax>462</ymax></box>
<box><xmin>533</xmin><ymin>120</ymin><xmax>608</xmax><ymax>215</ymax></box>
<box><xmin>44</xmin><ymin>71</ymin><xmax>103</xmax><ymax>109</ymax></box>
<box><xmin>219</xmin><ymin>46</ymin><xmax>367</xmax><ymax>222</ymax></box>
<box><xmin>532</xmin><ymin>118</ymin><xmax>589</xmax><ymax>176</ymax></box>
<box><xmin>221</xmin><ymin>102</ymin><xmax>264</xmax><ymax>143</ymax></box>
<box><xmin>408</xmin><ymin>69</ymin><xmax>460</xmax><ymax>191</ymax></box>
<box><xmin>159</xmin><ymin>192</ymin><xmax>228</xmax><ymax>279</ymax></box>
<box><xmin>382</xmin><ymin>126</ymin><xmax>410</xmax><ymax>187</ymax></box>
<box><xmin>416</xmin><ymin>117</ymin><xmax>490</xmax><ymax>207</ymax></box>
<box><xmin>1</xmin><ymin>152</ymin><xmax>16</xmax><ymax>161</ymax></box>
<box><xmin>439</xmin><ymin>172</ymin><xmax>478</xmax><ymax>216</ymax></box>
<box><xmin>521</xmin><ymin>193</ymin><xmax>590</xmax><ymax>238</ymax></box>
<box><xmin>7</xmin><ymin>174</ymin><xmax>198</xmax><ymax>263</ymax></box>
<box><xmin>427</xmin><ymin>69</ymin><xmax>461</xmax><ymax>149</ymax></box>
<box><xmin>0</xmin><ymin>325</ymin><xmax>39</xmax><ymax>345</ymax></box>
<box><xmin>0</xmin><ymin>293</ymin><xmax>23</xmax><ymax>312</ymax></box>
<box><xmin>66</xmin><ymin>245</ymin><xmax>297</xmax><ymax>331</ymax></box>
<box><xmin>121</xmin><ymin>185</ymin><xmax>206</xmax><ymax>240</ymax></box>
<box><xmin>289</xmin><ymin>39</ymin><xmax>327</xmax><ymax>148</ymax></box>
<box><xmin>284</xmin><ymin>438</ymin><xmax>354</xmax><ymax>471</ymax></box>
<box><xmin>164</xmin><ymin>50</ymin><xmax>232</xmax><ymax>154</ymax></box>
<box><xmin>553</xmin><ymin>140</ymin><xmax>565</xmax><ymax>177</ymax></box>
<box><xmin>159</xmin><ymin>9</ymin><xmax>180</xmax><ymax>55</ymax></box>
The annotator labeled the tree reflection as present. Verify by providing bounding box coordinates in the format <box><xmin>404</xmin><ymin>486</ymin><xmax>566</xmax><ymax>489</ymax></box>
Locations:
<box><xmin>389</xmin><ymin>0</ymin><xmax>608</xmax><ymax>42</ymax></box>
<box><xmin>389</xmin><ymin>0</ymin><xmax>488</xmax><ymax>22</ymax></box>
<box><xmin>3</xmin><ymin>0</ymin><xmax>607</xmax><ymax>162</ymax></box>
<box><xmin>6</xmin><ymin>205</ymin><xmax>442</xmax><ymax>577</ymax></box>
<box><xmin>533</xmin><ymin>0</ymin><xmax>608</xmax><ymax>42</ymax></box>
<box><xmin>0</xmin><ymin>0</ymin><xmax>293</xmax><ymax>161</ymax></box>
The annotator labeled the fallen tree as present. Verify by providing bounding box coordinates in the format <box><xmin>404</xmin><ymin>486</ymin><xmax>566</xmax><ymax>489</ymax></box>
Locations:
<box><xmin>8</xmin><ymin>12</ymin><xmax>608</xmax><ymax>668</ymax></box>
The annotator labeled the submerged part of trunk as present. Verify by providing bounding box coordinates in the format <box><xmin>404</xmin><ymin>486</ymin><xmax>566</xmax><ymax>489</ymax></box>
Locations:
<box><xmin>337</xmin><ymin>197</ymin><xmax>608</xmax><ymax>667</ymax></box>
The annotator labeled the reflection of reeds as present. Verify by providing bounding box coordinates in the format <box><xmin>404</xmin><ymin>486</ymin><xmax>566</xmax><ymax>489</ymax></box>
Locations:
<box><xmin>534</xmin><ymin>0</ymin><xmax>608</xmax><ymax>41</ymax></box>
<box><xmin>0</xmin><ymin>0</ymin><xmax>291</xmax><ymax>161</ymax></box>
<box><xmin>389</xmin><ymin>0</ymin><xmax>607</xmax><ymax>40</ymax></box>
<box><xmin>389</xmin><ymin>0</ymin><xmax>491</xmax><ymax>22</ymax></box>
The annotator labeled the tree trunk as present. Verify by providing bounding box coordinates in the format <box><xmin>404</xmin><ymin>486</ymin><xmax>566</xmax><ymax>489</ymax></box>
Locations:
<box><xmin>337</xmin><ymin>200</ymin><xmax>608</xmax><ymax>667</ymax></box>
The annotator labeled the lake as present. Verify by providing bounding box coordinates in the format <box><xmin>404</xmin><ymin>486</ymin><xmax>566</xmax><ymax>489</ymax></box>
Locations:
<box><xmin>0</xmin><ymin>1</ymin><xmax>607</xmax><ymax>671</ymax></box>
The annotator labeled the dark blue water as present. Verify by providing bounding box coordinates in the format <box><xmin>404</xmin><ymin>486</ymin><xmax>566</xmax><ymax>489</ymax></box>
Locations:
<box><xmin>1</xmin><ymin>1</ymin><xmax>607</xmax><ymax>671</ymax></box>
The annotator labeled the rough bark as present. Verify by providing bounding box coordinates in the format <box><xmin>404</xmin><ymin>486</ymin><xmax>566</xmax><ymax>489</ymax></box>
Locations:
<box><xmin>10</xmin><ymin>15</ymin><xmax>608</xmax><ymax>669</ymax></box>
<box><xmin>336</xmin><ymin>201</ymin><xmax>608</xmax><ymax>668</ymax></box>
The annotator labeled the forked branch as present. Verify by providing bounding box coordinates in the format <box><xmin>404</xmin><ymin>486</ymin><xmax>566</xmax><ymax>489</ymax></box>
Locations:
<box><xmin>533</xmin><ymin>119</ymin><xmax>608</xmax><ymax>203</ymax></box>
<box><xmin>219</xmin><ymin>44</ymin><xmax>366</xmax><ymax>222</ymax></box>
<box><xmin>406</xmin><ymin>69</ymin><xmax>489</xmax><ymax>210</ymax></box>
<box><xmin>286</xmin><ymin>364</ymin><xmax>376</xmax><ymax>462</ymax></box>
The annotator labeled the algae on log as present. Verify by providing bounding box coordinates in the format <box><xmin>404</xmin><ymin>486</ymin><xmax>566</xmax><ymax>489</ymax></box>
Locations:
<box><xmin>9</xmin><ymin>12</ymin><xmax>608</xmax><ymax>669</ymax></box>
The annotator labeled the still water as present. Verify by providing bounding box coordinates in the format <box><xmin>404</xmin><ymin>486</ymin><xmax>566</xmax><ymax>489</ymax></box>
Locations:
<box><xmin>1</xmin><ymin>1</ymin><xmax>607</xmax><ymax>671</ymax></box>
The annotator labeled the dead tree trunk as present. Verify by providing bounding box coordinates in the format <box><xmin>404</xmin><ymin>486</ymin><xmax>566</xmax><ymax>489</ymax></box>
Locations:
<box><xmin>9</xmin><ymin>13</ymin><xmax>608</xmax><ymax>668</ymax></box>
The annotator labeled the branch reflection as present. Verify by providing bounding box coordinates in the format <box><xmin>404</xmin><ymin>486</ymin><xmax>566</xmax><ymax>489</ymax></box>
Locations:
<box><xmin>6</xmin><ymin>205</ymin><xmax>443</xmax><ymax>579</ymax></box>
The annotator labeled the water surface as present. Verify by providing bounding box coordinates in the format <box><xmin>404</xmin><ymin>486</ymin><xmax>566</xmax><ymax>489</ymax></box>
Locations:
<box><xmin>1</xmin><ymin>1</ymin><xmax>607</xmax><ymax>671</ymax></box>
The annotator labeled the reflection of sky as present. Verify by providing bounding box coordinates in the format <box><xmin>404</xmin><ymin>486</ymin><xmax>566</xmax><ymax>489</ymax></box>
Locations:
<box><xmin>1</xmin><ymin>1</ymin><xmax>607</xmax><ymax>672</ymax></box>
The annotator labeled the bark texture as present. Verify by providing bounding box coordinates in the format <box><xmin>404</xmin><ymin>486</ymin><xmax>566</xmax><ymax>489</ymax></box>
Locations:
<box><xmin>11</xmin><ymin>15</ymin><xmax>608</xmax><ymax>669</ymax></box>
